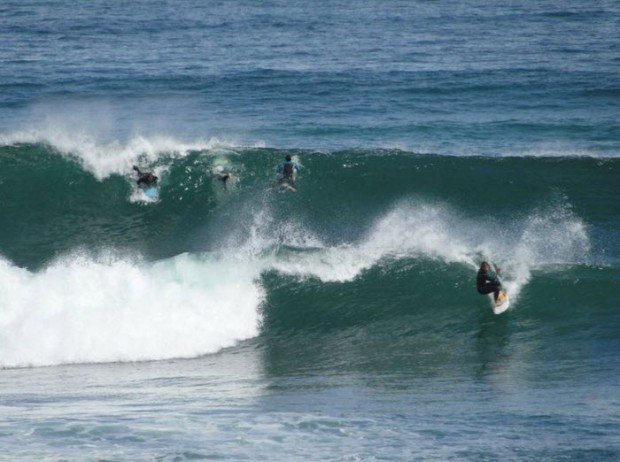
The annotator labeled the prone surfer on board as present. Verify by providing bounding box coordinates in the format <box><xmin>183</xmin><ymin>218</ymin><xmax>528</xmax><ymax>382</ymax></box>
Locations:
<box><xmin>133</xmin><ymin>165</ymin><xmax>158</xmax><ymax>187</ymax></box>
<box><xmin>476</xmin><ymin>261</ymin><xmax>502</xmax><ymax>302</ymax></box>
<box><xmin>276</xmin><ymin>154</ymin><xmax>301</xmax><ymax>191</ymax></box>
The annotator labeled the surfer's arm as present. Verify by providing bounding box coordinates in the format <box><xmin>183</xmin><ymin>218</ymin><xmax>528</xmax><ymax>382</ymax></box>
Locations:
<box><xmin>486</xmin><ymin>270</ymin><xmax>499</xmax><ymax>282</ymax></box>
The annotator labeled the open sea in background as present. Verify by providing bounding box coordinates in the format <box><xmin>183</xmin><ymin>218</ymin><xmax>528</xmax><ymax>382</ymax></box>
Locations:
<box><xmin>0</xmin><ymin>0</ymin><xmax>618</xmax><ymax>460</ymax></box>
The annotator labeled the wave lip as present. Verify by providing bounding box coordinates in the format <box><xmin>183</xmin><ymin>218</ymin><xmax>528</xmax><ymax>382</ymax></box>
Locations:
<box><xmin>0</xmin><ymin>128</ymin><xmax>243</xmax><ymax>179</ymax></box>
<box><xmin>243</xmin><ymin>199</ymin><xmax>591</xmax><ymax>305</ymax></box>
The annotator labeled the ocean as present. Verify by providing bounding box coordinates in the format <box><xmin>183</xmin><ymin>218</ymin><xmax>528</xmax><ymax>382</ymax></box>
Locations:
<box><xmin>0</xmin><ymin>0</ymin><xmax>618</xmax><ymax>460</ymax></box>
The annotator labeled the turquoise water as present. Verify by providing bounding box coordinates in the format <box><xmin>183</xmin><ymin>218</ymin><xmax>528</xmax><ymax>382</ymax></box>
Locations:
<box><xmin>0</xmin><ymin>1</ymin><xmax>619</xmax><ymax>460</ymax></box>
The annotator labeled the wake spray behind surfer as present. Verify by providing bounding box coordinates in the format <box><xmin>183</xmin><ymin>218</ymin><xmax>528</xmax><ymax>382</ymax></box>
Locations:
<box><xmin>132</xmin><ymin>165</ymin><xmax>158</xmax><ymax>187</ymax></box>
<box><xmin>476</xmin><ymin>261</ymin><xmax>502</xmax><ymax>302</ymax></box>
<box><xmin>276</xmin><ymin>154</ymin><xmax>301</xmax><ymax>191</ymax></box>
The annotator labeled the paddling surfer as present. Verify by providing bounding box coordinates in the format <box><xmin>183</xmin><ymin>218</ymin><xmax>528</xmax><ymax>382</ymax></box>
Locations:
<box><xmin>276</xmin><ymin>154</ymin><xmax>301</xmax><ymax>191</ymax></box>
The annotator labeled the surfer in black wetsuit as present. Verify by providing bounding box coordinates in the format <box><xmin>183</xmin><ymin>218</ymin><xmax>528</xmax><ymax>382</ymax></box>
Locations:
<box><xmin>476</xmin><ymin>261</ymin><xmax>502</xmax><ymax>302</ymax></box>
<box><xmin>132</xmin><ymin>165</ymin><xmax>158</xmax><ymax>187</ymax></box>
<box><xmin>276</xmin><ymin>154</ymin><xmax>301</xmax><ymax>191</ymax></box>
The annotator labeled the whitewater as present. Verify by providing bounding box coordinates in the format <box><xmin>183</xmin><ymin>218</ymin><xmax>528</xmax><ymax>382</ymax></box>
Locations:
<box><xmin>0</xmin><ymin>0</ymin><xmax>618</xmax><ymax>460</ymax></box>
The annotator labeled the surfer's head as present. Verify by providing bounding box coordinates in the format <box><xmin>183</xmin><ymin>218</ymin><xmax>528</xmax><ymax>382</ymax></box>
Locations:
<box><xmin>480</xmin><ymin>261</ymin><xmax>490</xmax><ymax>271</ymax></box>
<box><xmin>285</xmin><ymin>154</ymin><xmax>292</xmax><ymax>161</ymax></box>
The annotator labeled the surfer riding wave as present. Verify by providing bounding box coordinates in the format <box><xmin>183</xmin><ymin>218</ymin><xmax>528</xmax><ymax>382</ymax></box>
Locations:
<box><xmin>476</xmin><ymin>261</ymin><xmax>502</xmax><ymax>302</ymax></box>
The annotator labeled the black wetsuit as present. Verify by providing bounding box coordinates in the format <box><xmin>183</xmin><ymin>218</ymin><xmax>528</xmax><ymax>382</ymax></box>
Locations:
<box><xmin>277</xmin><ymin>160</ymin><xmax>300</xmax><ymax>189</ymax></box>
<box><xmin>282</xmin><ymin>162</ymin><xmax>294</xmax><ymax>179</ymax></box>
<box><xmin>134</xmin><ymin>167</ymin><xmax>158</xmax><ymax>187</ymax></box>
<box><xmin>477</xmin><ymin>269</ymin><xmax>501</xmax><ymax>298</ymax></box>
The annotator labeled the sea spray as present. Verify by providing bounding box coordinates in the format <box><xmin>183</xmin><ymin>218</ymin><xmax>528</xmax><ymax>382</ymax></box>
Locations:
<box><xmin>235</xmin><ymin>199</ymin><xmax>591</xmax><ymax>296</ymax></box>
<box><xmin>505</xmin><ymin>202</ymin><xmax>591</xmax><ymax>302</ymax></box>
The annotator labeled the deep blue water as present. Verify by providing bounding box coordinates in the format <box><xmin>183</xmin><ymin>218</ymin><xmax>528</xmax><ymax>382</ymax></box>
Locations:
<box><xmin>0</xmin><ymin>1</ymin><xmax>618</xmax><ymax>460</ymax></box>
<box><xmin>1</xmin><ymin>0</ymin><xmax>618</xmax><ymax>154</ymax></box>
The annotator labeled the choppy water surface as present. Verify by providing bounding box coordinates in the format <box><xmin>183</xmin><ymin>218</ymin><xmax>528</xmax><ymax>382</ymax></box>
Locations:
<box><xmin>0</xmin><ymin>0</ymin><xmax>618</xmax><ymax>460</ymax></box>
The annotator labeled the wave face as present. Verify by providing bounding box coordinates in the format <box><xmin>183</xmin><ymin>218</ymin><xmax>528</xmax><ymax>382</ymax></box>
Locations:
<box><xmin>0</xmin><ymin>141</ymin><xmax>617</xmax><ymax>367</ymax></box>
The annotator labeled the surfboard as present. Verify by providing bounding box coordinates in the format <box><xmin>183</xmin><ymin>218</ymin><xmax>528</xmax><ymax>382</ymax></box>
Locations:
<box><xmin>143</xmin><ymin>186</ymin><xmax>158</xmax><ymax>199</ymax></box>
<box><xmin>491</xmin><ymin>290</ymin><xmax>510</xmax><ymax>315</ymax></box>
<box><xmin>279</xmin><ymin>181</ymin><xmax>297</xmax><ymax>192</ymax></box>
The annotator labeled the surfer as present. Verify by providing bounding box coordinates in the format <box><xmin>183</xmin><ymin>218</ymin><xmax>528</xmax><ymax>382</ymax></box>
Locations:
<box><xmin>214</xmin><ymin>170</ymin><xmax>234</xmax><ymax>190</ymax></box>
<box><xmin>132</xmin><ymin>165</ymin><xmax>158</xmax><ymax>187</ymax></box>
<box><xmin>276</xmin><ymin>154</ymin><xmax>301</xmax><ymax>191</ymax></box>
<box><xmin>476</xmin><ymin>261</ymin><xmax>502</xmax><ymax>302</ymax></box>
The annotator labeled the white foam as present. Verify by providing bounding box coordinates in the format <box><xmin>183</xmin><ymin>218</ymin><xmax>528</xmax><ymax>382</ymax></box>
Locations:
<box><xmin>243</xmin><ymin>200</ymin><xmax>590</xmax><ymax>304</ymax></box>
<box><xmin>129</xmin><ymin>187</ymin><xmax>158</xmax><ymax>204</ymax></box>
<box><xmin>0</xmin><ymin>127</ymin><xmax>240</xmax><ymax>180</ymax></box>
<box><xmin>262</xmin><ymin>204</ymin><xmax>473</xmax><ymax>282</ymax></box>
<box><xmin>232</xmin><ymin>209</ymin><xmax>325</xmax><ymax>258</ymax></box>
<box><xmin>0</xmin><ymin>99</ymin><xmax>270</xmax><ymax>179</ymax></box>
<box><xmin>0</xmin><ymin>253</ymin><xmax>263</xmax><ymax>368</ymax></box>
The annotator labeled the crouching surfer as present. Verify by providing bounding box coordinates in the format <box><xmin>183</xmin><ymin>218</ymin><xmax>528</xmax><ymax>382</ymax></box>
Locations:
<box><xmin>276</xmin><ymin>154</ymin><xmax>301</xmax><ymax>192</ymax></box>
<box><xmin>132</xmin><ymin>165</ymin><xmax>158</xmax><ymax>187</ymax></box>
<box><xmin>476</xmin><ymin>261</ymin><xmax>502</xmax><ymax>302</ymax></box>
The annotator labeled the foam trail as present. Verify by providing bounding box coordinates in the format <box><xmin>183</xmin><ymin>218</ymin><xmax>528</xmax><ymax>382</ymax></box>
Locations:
<box><xmin>258</xmin><ymin>203</ymin><xmax>476</xmax><ymax>282</ymax></box>
<box><xmin>0</xmin><ymin>253</ymin><xmax>263</xmax><ymax>368</ymax></box>
<box><xmin>247</xmin><ymin>201</ymin><xmax>590</xmax><ymax>306</ymax></box>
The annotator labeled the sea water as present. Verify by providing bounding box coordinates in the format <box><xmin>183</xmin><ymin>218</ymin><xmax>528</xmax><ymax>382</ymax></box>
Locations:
<box><xmin>0</xmin><ymin>1</ymin><xmax>618</xmax><ymax>460</ymax></box>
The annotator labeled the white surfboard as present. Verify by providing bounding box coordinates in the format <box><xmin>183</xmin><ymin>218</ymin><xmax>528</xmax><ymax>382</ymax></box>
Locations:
<box><xmin>279</xmin><ymin>181</ymin><xmax>297</xmax><ymax>192</ymax></box>
<box><xmin>491</xmin><ymin>290</ymin><xmax>510</xmax><ymax>315</ymax></box>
